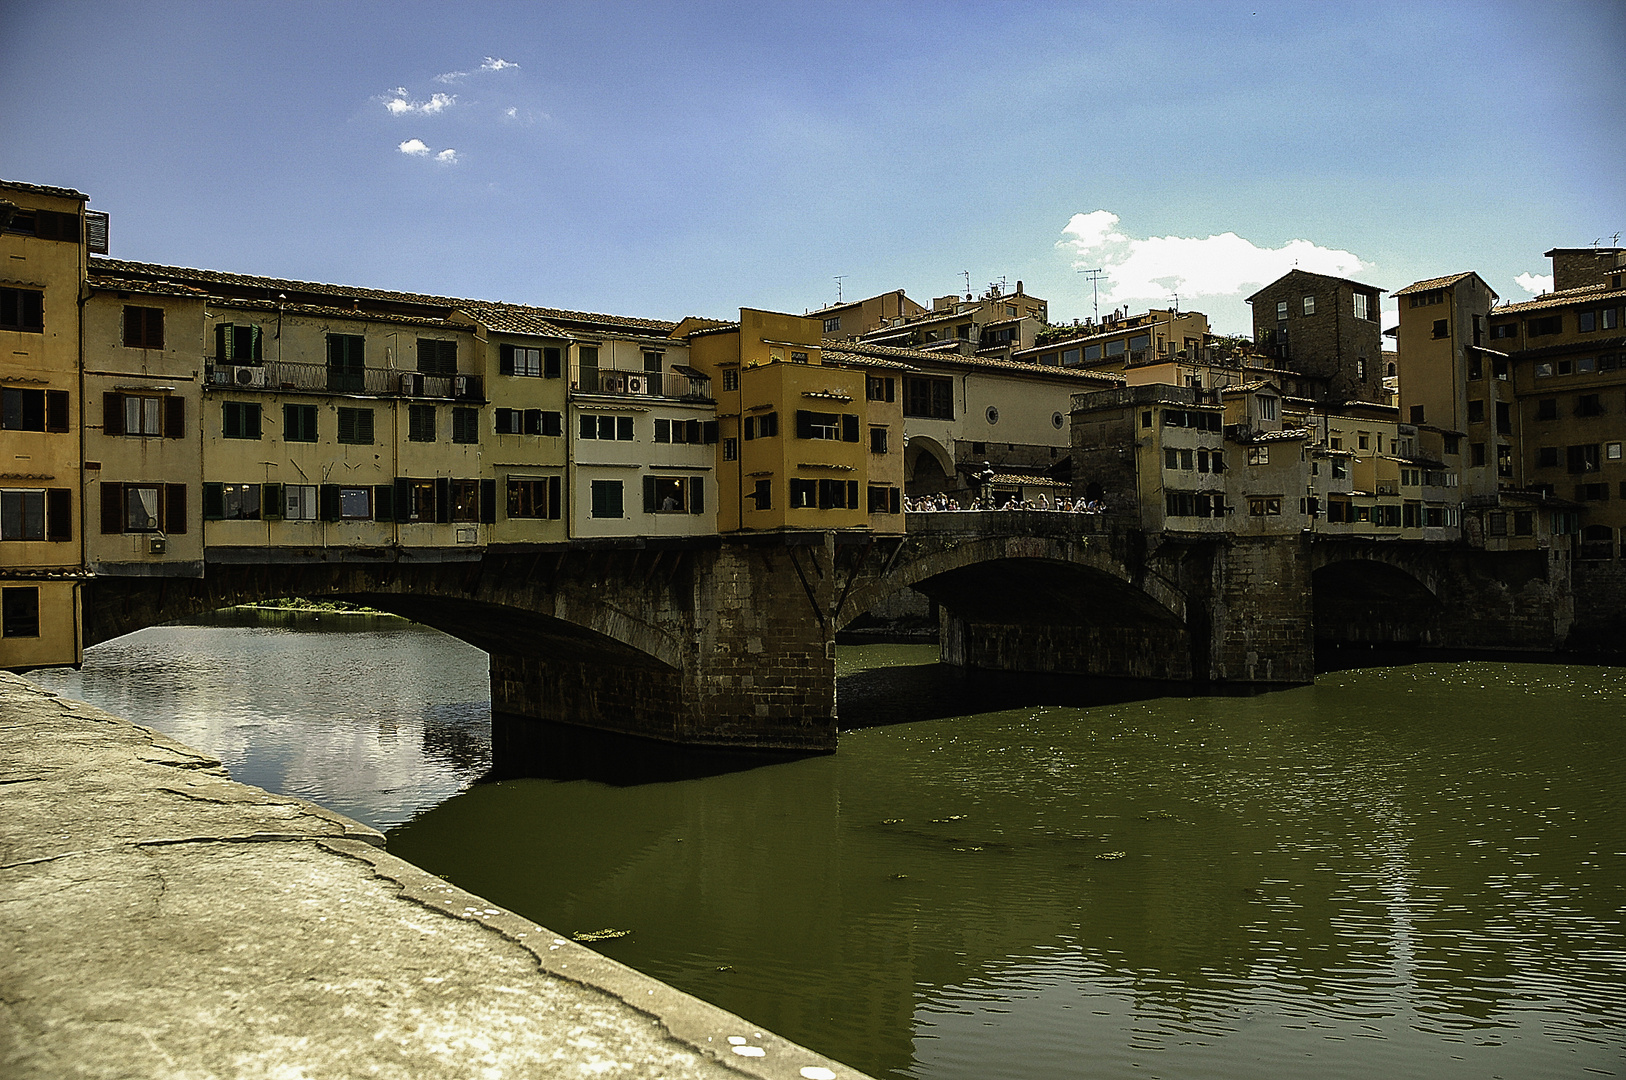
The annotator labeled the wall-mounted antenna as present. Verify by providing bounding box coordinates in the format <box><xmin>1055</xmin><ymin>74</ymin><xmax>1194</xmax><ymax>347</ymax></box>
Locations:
<box><xmin>1077</xmin><ymin>268</ymin><xmax>1105</xmax><ymax>323</ymax></box>
<box><xmin>834</xmin><ymin>275</ymin><xmax>847</xmax><ymax>304</ymax></box>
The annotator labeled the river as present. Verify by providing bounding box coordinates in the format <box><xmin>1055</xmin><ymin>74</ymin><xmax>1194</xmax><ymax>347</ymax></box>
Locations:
<box><xmin>25</xmin><ymin>612</ymin><xmax>1626</xmax><ymax>1080</ymax></box>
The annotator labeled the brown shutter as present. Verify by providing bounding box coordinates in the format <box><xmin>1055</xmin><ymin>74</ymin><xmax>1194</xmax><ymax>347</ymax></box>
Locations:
<box><xmin>46</xmin><ymin>390</ymin><xmax>70</xmax><ymax>433</ymax></box>
<box><xmin>165</xmin><ymin>484</ymin><xmax>187</xmax><ymax>534</ymax></box>
<box><xmin>47</xmin><ymin>488</ymin><xmax>72</xmax><ymax>540</ymax></box>
<box><xmin>123</xmin><ymin>308</ymin><xmax>140</xmax><ymax>347</ymax></box>
<box><xmin>101</xmin><ymin>484</ymin><xmax>123</xmax><ymax>534</ymax></box>
<box><xmin>165</xmin><ymin>395</ymin><xmax>186</xmax><ymax>439</ymax></box>
<box><xmin>147</xmin><ymin>308</ymin><xmax>165</xmax><ymax>350</ymax></box>
<box><xmin>103</xmin><ymin>392</ymin><xmax>124</xmax><ymax>436</ymax></box>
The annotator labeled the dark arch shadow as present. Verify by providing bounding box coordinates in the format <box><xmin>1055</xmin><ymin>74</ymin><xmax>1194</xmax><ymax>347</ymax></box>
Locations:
<box><xmin>1312</xmin><ymin>558</ymin><xmax>1443</xmax><ymax>671</ymax></box>
<box><xmin>908</xmin><ymin>556</ymin><xmax>1184</xmax><ymax>629</ymax></box>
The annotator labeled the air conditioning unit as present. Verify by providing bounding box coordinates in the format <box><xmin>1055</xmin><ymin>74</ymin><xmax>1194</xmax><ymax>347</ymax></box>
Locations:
<box><xmin>624</xmin><ymin>375</ymin><xmax>646</xmax><ymax>394</ymax></box>
<box><xmin>399</xmin><ymin>372</ymin><xmax>420</xmax><ymax>395</ymax></box>
<box><xmin>452</xmin><ymin>375</ymin><xmax>469</xmax><ymax>397</ymax></box>
<box><xmin>233</xmin><ymin>366</ymin><xmax>268</xmax><ymax>387</ymax></box>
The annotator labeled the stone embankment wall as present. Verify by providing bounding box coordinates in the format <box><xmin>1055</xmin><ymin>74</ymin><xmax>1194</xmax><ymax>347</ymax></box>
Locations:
<box><xmin>0</xmin><ymin>673</ymin><xmax>868</xmax><ymax>1080</ymax></box>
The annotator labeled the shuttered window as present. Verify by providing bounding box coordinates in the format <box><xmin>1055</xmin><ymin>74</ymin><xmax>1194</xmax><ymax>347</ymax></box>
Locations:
<box><xmin>223</xmin><ymin>402</ymin><xmax>261</xmax><ymax>439</ymax></box>
<box><xmin>408</xmin><ymin>404</ymin><xmax>436</xmax><ymax>442</ymax></box>
<box><xmin>451</xmin><ymin>407</ymin><xmax>479</xmax><ymax>444</ymax></box>
<box><xmin>337</xmin><ymin>407</ymin><xmax>374</xmax><ymax>445</ymax></box>
<box><xmin>417</xmin><ymin>338</ymin><xmax>458</xmax><ymax>375</ymax></box>
<box><xmin>216</xmin><ymin>323</ymin><xmax>263</xmax><ymax>362</ymax></box>
<box><xmin>123</xmin><ymin>306</ymin><xmax>165</xmax><ymax>349</ymax></box>
<box><xmin>0</xmin><ymin>288</ymin><xmax>44</xmax><ymax>333</ymax></box>
<box><xmin>283</xmin><ymin>404</ymin><xmax>318</xmax><ymax>442</ymax></box>
<box><xmin>327</xmin><ymin>334</ymin><xmax>365</xmax><ymax>392</ymax></box>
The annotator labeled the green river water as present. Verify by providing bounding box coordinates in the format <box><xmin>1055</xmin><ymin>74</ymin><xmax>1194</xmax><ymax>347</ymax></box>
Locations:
<box><xmin>28</xmin><ymin>620</ymin><xmax>1626</xmax><ymax>1079</ymax></box>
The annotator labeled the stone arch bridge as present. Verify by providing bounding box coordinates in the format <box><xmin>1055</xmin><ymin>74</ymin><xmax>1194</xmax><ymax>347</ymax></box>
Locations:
<box><xmin>82</xmin><ymin>515</ymin><xmax>1572</xmax><ymax>751</ymax></box>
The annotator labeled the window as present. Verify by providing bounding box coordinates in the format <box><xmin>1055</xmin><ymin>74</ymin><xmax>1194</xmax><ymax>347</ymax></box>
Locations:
<box><xmin>1276</xmin><ymin>300</ymin><xmax>1288</xmax><ymax>320</ymax></box>
<box><xmin>722</xmin><ymin>369</ymin><xmax>739</xmax><ymax>392</ymax></box>
<box><xmin>1259</xmin><ymin>396</ymin><xmax>1277</xmax><ymax>420</ymax></box>
<box><xmin>790</xmin><ymin>479</ymin><xmax>817</xmax><ymax>508</ymax></box>
<box><xmin>870</xmin><ymin>427</ymin><xmax>889</xmax><ymax>454</ymax></box>
<box><xmin>1302</xmin><ymin>295</ymin><xmax>1316</xmax><ymax>316</ymax></box>
<box><xmin>1065</xmin><ymin>348</ymin><xmax>1083</xmax><ymax>365</ymax></box>
<box><xmin>590</xmin><ymin>479</ymin><xmax>623</xmax><ymax>519</ymax></box>
<box><xmin>1248</xmin><ymin>447</ymin><xmax>1270</xmax><ymax>466</ymax></box>
<box><xmin>1605</xmin><ymin>308</ymin><xmax>1620</xmax><ymax>330</ymax></box>
<box><xmin>123</xmin><ymin>306</ymin><xmax>164</xmax><ymax>349</ymax></box>
<box><xmin>1577</xmin><ymin>394</ymin><xmax>1604</xmax><ymax>417</ymax></box>
<box><xmin>1576</xmin><ymin>483</ymin><xmax>1609</xmax><ymax>502</ymax></box>
<box><xmin>283</xmin><ymin>404</ymin><xmax>317</xmax><ymax>442</ymax></box>
<box><xmin>1443</xmin><ymin>435</ymin><xmax>1461</xmax><ymax>455</ymax></box>
<box><xmin>1106</xmin><ymin>339</ymin><xmax>1125</xmax><ymax>357</ymax></box>
<box><xmin>495</xmin><ymin>408</ymin><xmax>561</xmax><ymax>436</ymax></box>
<box><xmin>579</xmin><ymin>413</ymin><xmax>635</xmax><ymax>440</ymax></box>
<box><xmin>1331</xmin><ymin>459</ymin><xmax>1348</xmax><ymax>480</ymax></box>
<box><xmin>1579</xmin><ymin>310</ymin><xmax>1597</xmax><ymax>333</ymax></box>
<box><xmin>1356</xmin><ymin>357</ymin><xmax>1367</xmax><ymax>381</ymax></box>
<box><xmin>1534</xmin><ymin>398</ymin><xmax>1558</xmax><ymax>421</ymax></box>
<box><xmin>202</xmin><ymin>483</ymin><xmax>262</xmax><ymax>521</ymax></box>
<box><xmin>1432</xmin><ymin>319</ymin><xmax>1448</xmax><ymax>339</ymax></box>
<box><xmin>327</xmin><ymin>334</ymin><xmax>366</xmax><ymax>392</ymax></box>
<box><xmin>723</xmin><ymin>437</ymin><xmax>738</xmax><ymax>461</ymax></box>
<box><xmin>104</xmin><ymin>392</ymin><xmax>182</xmax><ymax>438</ymax></box>
<box><xmin>1353</xmin><ymin>292</ymin><xmax>1372</xmax><ymax>321</ymax></box>
<box><xmin>501</xmin><ymin>344</ymin><xmax>542</xmax><ymax>377</ymax></box>
<box><xmin>337</xmin><ymin>407</ymin><xmax>374</xmax><ymax>445</ymax></box>
<box><xmin>417</xmin><ymin>338</ymin><xmax>457</xmax><ymax>376</ymax></box>
<box><xmin>450</xmin><ymin>480</ymin><xmax>480</xmax><ymax>522</ymax></box>
<box><xmin>868</xmin><ymin>485</ymin><xmax>901</xmax><ymax>514</ymax></box>
<box><xmin>452</xmin><ymin>407</ymin><xmax>479</xmax><ymax>444</ymax></box>
<box><xmin>1514</xmin><ymin>511</ymin><xmax>1534</xmax><ymax>536</ymax></box>
<box><xmin>1538</xmin><ymin>447</ymin><xmax>1560</xmax><ymax>468</ymax></box>
<box><xmin>903</xmin><ymin>377</ymin><xmax>953</xmax><ymax>419</ymax></box>
<box><xmin>2</xmin><ymin>388</ymin><xmax>69</xmax><ymax>432</ymax></box>
<box><xmin>0</xmin><ymin>489</ymin><xmax>47</xmax><ymax>540</ymax></box>
<box><xmin>282</xmin><ymin>484</ymin><xmax>318</xmax><ymax>521</ymax></box>
<box><xmin>743</xmin><ymin>412</ymin><xmax>779</xmax><ymax>439</ymax></box>
<box><xmin>1</xmin><ymin>288</ymin><xmax>45</xmax><ymax>332</ymax></box>
<box><xmin>223</xmin><ymin>401</ymin><xmax>261</xmax><ymax>440</ymax></box>
<box><xmin>101</xmin><ymin>483</ymin><xmax>186</xmax><ymax>534</ymax></box>
<box><xmin>1467</xmin><ymin>400</ymin><xmax>1485</xmax><ymax>424</ymax></box>
<box><xmin>643</xmin><ymin>475</ymin><xmax>706</xmax><ymax>515</ymax></box>
<box><xmin>866</xmin><ymin>376</ymin><xmax>895</xmax><ymax>402</ymax></box>
<box><xmin>797</xmin><ymin>411</ymin><xmax>848</xmax><ymax>440</ymax></box>
<box><xmin>1491</xmin><ymin>321</ymin><xmax>1517</xmax><ymax>340</ymax></box>
<box><xmin>215</xmin><ymin>323</ymin><xmax>262</xmax><ymax>362</ymax></box>
<box><xmin>408</xmin><ymin>403</ymin><xmax>436</xmax><ymax>442</ymax></box>
<box><xmin>1568</xmin><ymin>444</ymin><xmax>1601</xmax><ymax>473</ymax></box>
<box><xmin>1</xmin><ymin>586</ymin><xmax>40</xmax><ymax>638</ymax></box>
<box><xmin>749</xmin><ymin>478</ymin><xmax>772</xmax><ymax>509</ymax></box>
<box><xmin>1409</xmin><ymin>405</ymin><xmax>1425</xmax><ymax>424</ymax></box>
<box><xmin>824</xmin><ymin>317</ymin><xmax>841</xmax><ymax>333</ymax></box>
<box><xmin>816</xmin><ymin>478</ymin><xmax>858</xmax><ymax>509</ymax></box>
<box><xmin>1529</xmin><ymin>315</ymin><xmax>1562</xmax><ymax>337</ymax></box>
<box><xmin>1608</xmin><ymin>442</ymin><xmax>1623</xmax><ymax>461</ymax></box>
<box><xmin>339</xmin><ymin>486</ymin><xmax>373</xmax><ymax>520</ymax></box>
<box><xmin>398</xmin><ymin>480</ymin><xmax>436</xmax><ymax>523</ymax></box>
<box><xmin>1248</xmin><ymin>496</ymin><xmax>1283</xmax><ymax>516</ymax></box>
<box><xmin>507</xmin><ymin>476</ymin><xmax>562</xmax><ymax>520</ymax></box>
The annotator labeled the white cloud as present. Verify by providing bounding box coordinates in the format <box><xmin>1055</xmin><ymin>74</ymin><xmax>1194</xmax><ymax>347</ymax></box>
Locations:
<box><xmin>481</xmin><ymin>56</ymin><xmax>518</xmax><ymax>71</ymax></box>
<box><xmin>383</xmin><ymin>90</ymin><xmax>455</xmax><ymax>116</ymax></box>
<box><xmin>506</xmin><ymin>107</ymin><xmax>517</xmax><ymax>118</ymax></box>
<box><xmin>1057</xmin><ymin>211</ymin><xmax>1367</xmax><ymax>313</ymax></box>
<box><xmin>434</xmin><ymin>149</ymin><xmax>459</xmax><ymax>164</ymax></box>
<box><xmin>1515</xmin><ymin>271</ymin><xmax>1552</xmax><ymax>296</ymax></box>
<box><xmin>398</xmin><ymin>138</ymin><xmax>430</xmax><ymax>156</ymax></box>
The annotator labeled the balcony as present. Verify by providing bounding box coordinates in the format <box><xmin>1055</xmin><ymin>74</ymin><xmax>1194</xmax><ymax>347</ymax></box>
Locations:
<box><xmin>205</xmin><ymin>363</ymin><xmax>484</xmax><ymax>402</ymax></box>
<box><xmin>571</xmin><ymin>367</ymin><xmax>712</xmax><ymax>400</ymax></box>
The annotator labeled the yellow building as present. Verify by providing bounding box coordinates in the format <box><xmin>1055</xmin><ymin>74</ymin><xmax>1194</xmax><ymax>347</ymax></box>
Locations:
<box><xmin>1018</xmin><ymin>308</ymin><xmax>1212</xmax><ymax>375</ymax></box>
<box><xmin>1</xmin><ymin>181</ymin><xmax>95</xmax><ymax>668</ymax></box>
<box><xmin>689</xmin><ymin>310</ymin><xmax>887</xmax><ymax>533</ymax></box>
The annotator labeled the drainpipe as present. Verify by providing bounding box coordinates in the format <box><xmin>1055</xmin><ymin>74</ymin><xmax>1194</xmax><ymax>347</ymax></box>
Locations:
<box><xmin>76</xmin><ymin>260</ymin><xmax>89</xmax><ymax>665</ymax></box>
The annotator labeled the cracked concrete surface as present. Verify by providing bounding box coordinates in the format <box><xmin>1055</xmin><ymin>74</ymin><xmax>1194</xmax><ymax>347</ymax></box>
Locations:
<box><xmin>0</xmin><ymin>673</ymin><xmax>868</xmax><ymax>1080</ymax></box>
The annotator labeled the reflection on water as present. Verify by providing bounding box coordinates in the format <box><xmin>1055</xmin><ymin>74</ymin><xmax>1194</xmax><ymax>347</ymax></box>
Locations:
<box><xmin>26</xmin><ymin>612</ymin><xmax>491</xmax><ymax>829</ymax></box>
<box><xmin>28</xmin><ymin>622</ymin><xmax>1626</xmax><ymax>1080</ymax></box>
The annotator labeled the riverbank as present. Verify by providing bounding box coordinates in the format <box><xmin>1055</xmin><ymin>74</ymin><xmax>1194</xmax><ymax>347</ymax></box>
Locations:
<box><xmin>0</xmin><ymin>673</ymin><xmax>866</xmax><ymax>1080</ymax></box>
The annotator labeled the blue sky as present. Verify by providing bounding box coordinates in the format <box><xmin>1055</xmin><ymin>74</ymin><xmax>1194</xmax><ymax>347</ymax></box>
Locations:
<box><xmin>3</xmin><ymin>0</ymin><xmax>1621</xmax><ymax>335</ymax></box>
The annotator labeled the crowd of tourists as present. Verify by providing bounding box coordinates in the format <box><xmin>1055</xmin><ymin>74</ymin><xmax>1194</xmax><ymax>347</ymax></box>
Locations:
<box><xmin>903</xmin><ymin>493</ymin><xmax>1107</xmax><ymax>513</ymax></box>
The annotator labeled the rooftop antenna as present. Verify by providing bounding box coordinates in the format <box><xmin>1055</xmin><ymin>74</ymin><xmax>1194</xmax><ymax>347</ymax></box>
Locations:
<box><xmin>1169</xmin><ymin>291</ymin><xmax>1179</xmax><ymax>315</ymax></box>
<box><xmin>1077</xmin><ymin>268</ymin><xmax>1105</xmax><ymax>323</ymax></box>
<box><xmin>962</xmin><ymin>270</ymin><xmax>971</xmax><ymax>301</ymax></box>
<box><xmin>834</xmin><ymin>275</ymin><xmax>847</xmax><ymax>304</ymax></box>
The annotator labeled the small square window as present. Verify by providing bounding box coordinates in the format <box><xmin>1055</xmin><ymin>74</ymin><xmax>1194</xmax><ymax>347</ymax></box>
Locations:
<box><xmin>1302</xmin><ymin>295</ymin><xmax>1315</xmax><ymax>316</ymax></box>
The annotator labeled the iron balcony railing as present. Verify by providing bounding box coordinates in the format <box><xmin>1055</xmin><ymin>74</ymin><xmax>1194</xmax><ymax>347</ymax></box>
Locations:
<box><xmin>571</xmin><ymin>368</ymin><xmax>713</xmax><ymax>400</ymax></box>
<box><xmin>205</xmin><ymin>362</ymin><xmax>485</xmax><ymax>402</ymax></box>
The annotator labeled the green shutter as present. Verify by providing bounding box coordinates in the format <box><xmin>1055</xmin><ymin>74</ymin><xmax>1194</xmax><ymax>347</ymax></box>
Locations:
<box><xmin>480</xmin><ymin>479</ymin><xmax>496</xmax><ymax>524</ymax></box>
<box><xmin>848</xmin><ymin>480</ymin><xmax>858</xmax><ymax>509</ymax></box>
<box><xmin>435</xmin><ymin>477</ymin><xmax>451</xmax><ymax>523</ymax></box>
<box><xmin>47</xmin><ymin>488</ymin><xmax>72</xmax><ymax>541</ymax></box>
<box><xmin>217</xmin><ymin>323</ymin><xmax>231</xmax><ymax>360</ymax></box>
<box><xmin>690</xmin><ymin>477</ymin><xmax>704</xmax><ymax>515</ymax></box>
<box><xmin>263</xmin><ymin>483</ymin><xmax>284</xmax><ymax>520</ymax></box>
<box><xmin>319</xmin><ymin>485</ymin><xmax>342</xmax><ymax>521</ymax></box>
<box><xmin>643</xmin><ymin>476</ymin><xmax>657</xmax><ymax>513</ymax></box>
<box><xmin>374</xmin><ymin>484</ymin><xmax>395</xmax><ymax>522</ymax></box>
<box><xmin>394</xmin><ymin>478</ymin><xmax>411</xmax><ymax>521</ymax></box>
<box><xmin>202</xmin><ymin>482</ymin><xmax>225</xmax><ymax>520</ymax></box>
<box><xmin>101</xmin><ymin>485</ymin><xmax>123</xmax><ymax>534</ymax></box>
<box><xmin>842</xmin><ymin>414</ymin><xmax>860</xmax><ymax>442</ymax></box>
<box><xmin>796</xmin><ymin>410</ymin><xmax>814</xmax><ymax>439</ymax></box>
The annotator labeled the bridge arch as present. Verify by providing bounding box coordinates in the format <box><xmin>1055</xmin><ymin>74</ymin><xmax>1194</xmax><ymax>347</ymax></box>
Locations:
<box><xmin>838</xmin><ymin>531</ymin><xmax>1187</xmax><ymax>634</ymax></box>
<box><xmin>1308</xmin><ymin>548</ymin><xmax>1443</xmax><ymax>646</ymax></box>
